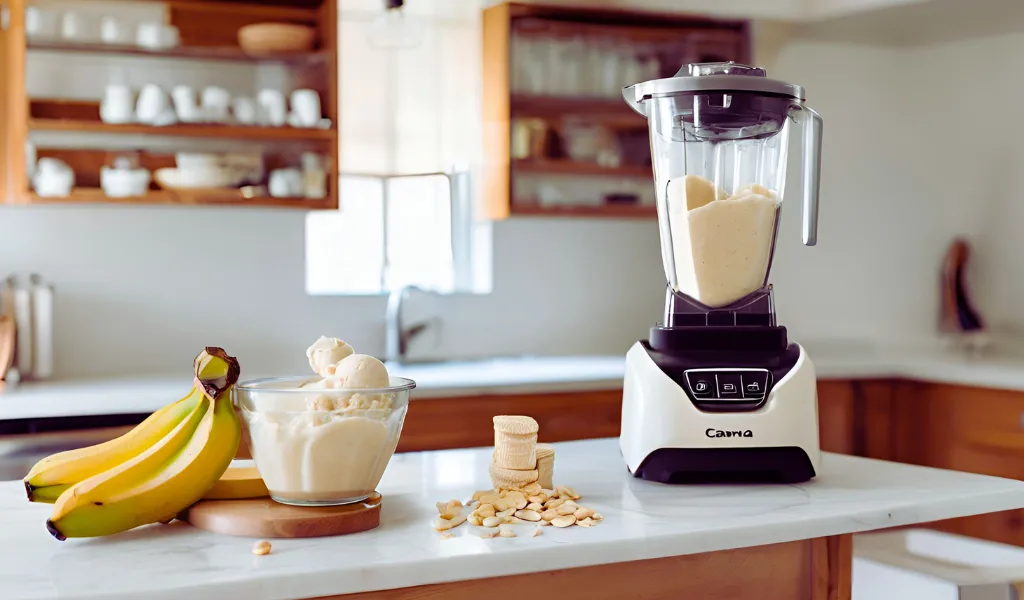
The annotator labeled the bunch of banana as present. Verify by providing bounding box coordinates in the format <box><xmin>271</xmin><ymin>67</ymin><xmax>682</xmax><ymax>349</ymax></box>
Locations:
<box><xmin>24</xmin><ymin>347</ymin><xmax>242</xmax><ymax>540</ymax></box>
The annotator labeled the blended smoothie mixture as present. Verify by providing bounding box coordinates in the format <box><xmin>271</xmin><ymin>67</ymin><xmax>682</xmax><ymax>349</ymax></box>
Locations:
<box><xmin>665</xmin><ymin>175</ymin><xmax>779</xmax><ymax>307</ymax></box>
<box><xmin>243</xmin><ymin>336</ymin><xmax>405</xmax><ymax>504</ymax></box>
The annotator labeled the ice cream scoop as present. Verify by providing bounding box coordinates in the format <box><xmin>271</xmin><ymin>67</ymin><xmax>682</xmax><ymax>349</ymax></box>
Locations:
<box><xmin>306</xmin><ymin>336</ymin><xmax>354</xmax><ymax>377</ymax></box>
<box><xmin>333</xmin><ymin>354</ymin><xmax>390</xmax><ymax>389</ymax></box>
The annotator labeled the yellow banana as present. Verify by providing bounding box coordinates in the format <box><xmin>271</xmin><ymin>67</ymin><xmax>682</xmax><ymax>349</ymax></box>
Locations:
<box><xmin>46</xmin><ymin>347</ymin><xmax>241</xmax><ymax>540</ymax></box>
<box><xmin>24</xmin><ymin>390</ymin><xmax>203</xmax><ymax>503</ymax></box>
<box><xmin>202</xmin><ymin>466</ymin><xmax>269</xmax><ymax>500</ymax></box>
<box><xmin>48</xmin><ymin>392</ymin><xmax>239</xmax><ymax>539</ymax></box>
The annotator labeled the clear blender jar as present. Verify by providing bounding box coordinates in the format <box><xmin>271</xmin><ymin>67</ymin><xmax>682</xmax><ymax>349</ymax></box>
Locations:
<box><xmin>624</xmin><ymin>62</ymin><xmax>822</xmax><ymax>327</ymax></box>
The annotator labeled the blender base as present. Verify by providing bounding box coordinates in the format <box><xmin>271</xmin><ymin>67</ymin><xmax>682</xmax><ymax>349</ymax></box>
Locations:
<box><xmin>619</xmin><ymin>339</ymin><xmax>821</xmax><ymax>484</ymax></box>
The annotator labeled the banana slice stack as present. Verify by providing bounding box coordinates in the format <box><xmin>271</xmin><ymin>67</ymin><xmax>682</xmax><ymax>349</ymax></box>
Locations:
<box><xmin>23</xmin><ymin>347</ymin><xmax>243</xmax><ymax>540</ymax></box>
<box><xmin>489</xmin><ymin>416</ymin><xmax>554</xmax><ymax>490</ymax></box>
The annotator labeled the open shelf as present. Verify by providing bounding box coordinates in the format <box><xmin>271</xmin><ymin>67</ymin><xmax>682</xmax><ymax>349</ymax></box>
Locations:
<box><xmin>27</xmin><ymin>40</ymin><xmax>327</xmax><ymax>65</ymax></box>
<box><xmin>28</xmin><ymin>119</ymin><xmax>336</xmax><ymax>142</ymax></box>
<box><xmin>29</xmin><ymin>188</ymin><xmax>333</xmax><ymax>210</ymax></box>
<box><xmin>511</xmin><ymin>204</ymin><xmax>656</xmax><ymax>218</ymax></box>
<box><xmin>514</xmin><ymin>159</ymin><xmax>651</xmax><ymax>178</ymax></box>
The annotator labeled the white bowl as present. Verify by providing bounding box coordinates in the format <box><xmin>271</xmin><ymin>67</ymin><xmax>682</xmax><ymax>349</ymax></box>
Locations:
<box><xmin>154</xmin><ymin>167</ymin><xmax>239</xmax><ymax>190</ymax></box>
<box><xmin>174</xmin><ymin>153</ymin><xmax>221</xmax><ymax>169</ymax></box>
<box><xmin>101</xmin><ymin>167</ymin><xmax>151</xmax><ymax>198</ymax></box>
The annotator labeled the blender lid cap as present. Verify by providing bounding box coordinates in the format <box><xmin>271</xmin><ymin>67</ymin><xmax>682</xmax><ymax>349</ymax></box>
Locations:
<box><xmin>628</xmin><ymin>61</ymin><xmax>805</xmax><ymax>103</ymax></box>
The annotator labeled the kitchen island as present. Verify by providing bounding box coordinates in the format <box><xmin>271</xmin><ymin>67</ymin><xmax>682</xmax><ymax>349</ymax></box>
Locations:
<box><xmin>3</xmin><ymin>439</ymin><xmax>1024</xmax><ymax>600</ymax></box>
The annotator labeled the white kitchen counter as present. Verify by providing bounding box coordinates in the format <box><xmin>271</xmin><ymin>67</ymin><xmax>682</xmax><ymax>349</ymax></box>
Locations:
<box><xmin>4</xmin><ymin>340</ymin><xmax>1024</xmax><ymax>422</ymax></box>
<box><xmin>2</xmin><ymin>438</ymin><xmax>1024</xmax><ymax>600</ymax></box>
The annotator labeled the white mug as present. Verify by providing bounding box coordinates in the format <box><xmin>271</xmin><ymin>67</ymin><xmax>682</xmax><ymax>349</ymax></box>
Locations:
<box><xmin>25</xmin><ymin>6</ymin><xmax>42</xmax><ymax>38</ymax></box>
<box><xmin>201</xmin><ymin>86</ymin><xmax>231</xmax><ymax>123</ymax></box>
<box><xmin>289</xmin><ymin>89</ymin><xmax>321</xmax><ymax>128</ymax></box>
<box><xmin>232</xmin><ymin>97</ymin><xmax>257</xmax><ymax>125</ymax></box>
<box><xmin>268</xmin><ymin>168</ymin><xmax>302</xmax><ymax>198</ymax></box>
<box><xmin>136</xmin><ymin>84</ymin><xmax>170</xmax><ymax>125</ymax></box>
<box><xmin>100</xmin><ymin>84</ymin><xmax>135</xmax><ymax>124</ymax></box>
<box><xmin>60</xmin><ymin>11</ymin><xmax>82</xmax><ymax>40</ymax></box>
<box><xmin>33</xmin><ymin>158</ymin><xmax>75</xmax><ymax>198</ymax></box>
<box><xmin>257</xmin><ymin>89</ymin><xmax>286</xmax><ymax>127</ymax></box>
<box><xmin>137</xmin><ymin>23</ymin><xmax>179</xmax><ymax>49</ymax></box>
<box><xmin>171</xmin><ymin>85</ymin><xmax>199</xmax><ymax>123</ymax></box>
<box><xmin>100</xmin><ymin>16</ymin><xmax>125</xmax><ymax>44</ymax></box>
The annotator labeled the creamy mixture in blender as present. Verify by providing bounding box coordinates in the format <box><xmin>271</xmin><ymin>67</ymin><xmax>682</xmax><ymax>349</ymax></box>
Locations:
<box><xmin>666</xmin><ymin>175</ymin><xmax>779</xmax><ymax>307</ymax></box>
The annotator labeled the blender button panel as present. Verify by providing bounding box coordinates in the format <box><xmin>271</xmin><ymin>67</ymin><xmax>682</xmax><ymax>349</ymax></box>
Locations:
<box><xmin>685</xmin><ymin>373</ymin><xmax>715</xmax><ymax>398</ymax></box>
<box><xmin>741</xmin><ymin>372</ymin><xmax>771</xmax><ymax>399</ymax></box>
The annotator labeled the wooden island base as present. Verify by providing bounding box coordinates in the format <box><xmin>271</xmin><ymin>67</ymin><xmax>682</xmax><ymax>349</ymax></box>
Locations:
<box><xmin>313</xmin><ymin>534</ymin><xmax>852</xmax><ymax>600</ymax></box>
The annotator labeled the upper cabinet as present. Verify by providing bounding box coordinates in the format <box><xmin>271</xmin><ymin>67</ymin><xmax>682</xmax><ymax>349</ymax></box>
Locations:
<box><xmin>0</xmin><ymin>0</ymin><xmax>339</xmax><ymax>209</ymax></box>
<box><xmin>480</xmin><ymin>2</ymin><xmax>749</xmax><ymax>220</ymax></box>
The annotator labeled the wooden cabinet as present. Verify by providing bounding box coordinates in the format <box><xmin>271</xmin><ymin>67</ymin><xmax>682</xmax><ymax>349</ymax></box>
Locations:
<box><xmin>481</xmin><ymin>2</ymin><xmax>749</xmax><ymax>220</ymax></box>
<box><xmin>0</xmin><ymin>0</ymin><xmax>339</xmax><ymax>209</ymax></box>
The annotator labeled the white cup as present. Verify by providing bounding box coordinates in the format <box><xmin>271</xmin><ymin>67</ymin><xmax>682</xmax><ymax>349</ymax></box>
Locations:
<box><xmin>137</xmin><ymin>22</ymin><xmax>179</xmax><ymax>49</ymax></box>
<box><xmin>25</xmin><ymin>6</ymin><xmax>42</xmax><ymax>38</ymax></box>
<box><xmin>257</xmin><ymin>89</ymin><xmax>286</xmax><ymax>127</ymax></box>
<box><xmin>60</xmin><ymin>11</ymin><xmax>82</xmax><ymax>40</ymax></box>
<box><xmin>33</xmin><ymin>158</ymin><xmax>75</xmax><ymax>198</ymax></box>
<box><xmin>136</xmin><ymin>84</ymin><xmax>170</xmax><ymax>125</ymax></box>
<box><xmin>289</xmin><ymin>89</ymin><xmax>321</xmax><ymax>128</ymax></box>
<box><xmin>171</xmin><ymin>85</ymin><xmax>199</xmax><ymax>122</ymax></box>
<box><xmin>100</xmin><ymin>16</ymin><xmax>126</xmax><ymax>44</ymax></box>
<box><xmin>100</xmin><ymin>84</ymin><xmax>135</xmax><ymax>124</ymax></box>
<box><xmin>201</xmin><ymin>86</ymin><xmax>231</xmax><ymax>123</ymax></box>
<box><xmin>268</xmin><ymin>168</ymin><xmax>302</xmax><ymax>198</ymax></box>
<box><xmin>232</xmin><ymin>97</ymin><xmax>257</xmax><ymax>125</ymax></box>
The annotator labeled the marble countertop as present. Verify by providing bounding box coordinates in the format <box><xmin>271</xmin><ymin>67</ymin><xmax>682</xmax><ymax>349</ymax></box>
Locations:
<box><xmin>3</xmin><ymin>438</ymin><xmax>1024</xmax><ymax>600</ymax></box>
<box><xmin>5</xmin><ymin>340</ymin><xmax>1024</xmax><ymax>422</ymax></box>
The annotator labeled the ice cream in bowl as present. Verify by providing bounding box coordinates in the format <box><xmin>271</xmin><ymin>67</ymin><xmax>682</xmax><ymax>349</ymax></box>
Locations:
<box><xmin>235</xmin><ymin>337</ymin><xmax>415</xmax><ymax>506</ymax></box>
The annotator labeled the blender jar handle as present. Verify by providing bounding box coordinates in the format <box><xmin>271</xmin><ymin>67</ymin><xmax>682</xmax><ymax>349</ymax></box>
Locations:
<box><xmin>800</xmin><ymin>106</ymin><xmax>823</xmax><ymax>246</ymax></box>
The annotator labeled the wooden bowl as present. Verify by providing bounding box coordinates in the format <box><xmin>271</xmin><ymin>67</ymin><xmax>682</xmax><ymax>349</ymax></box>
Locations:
<box><xmin>238</xmin><ymin>23</ymin><xmax>316</xmax><ymax>54</ymax></box>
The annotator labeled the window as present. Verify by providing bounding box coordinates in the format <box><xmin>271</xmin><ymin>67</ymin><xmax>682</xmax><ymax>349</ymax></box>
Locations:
<box><xmin>305</xmin><ymin>0</ymin><xmax>487</xmax><ymax>295</ymax></box>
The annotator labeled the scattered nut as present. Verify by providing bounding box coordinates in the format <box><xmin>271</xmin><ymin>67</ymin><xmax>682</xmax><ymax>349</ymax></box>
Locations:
<box><xmin>574</xmin><ymin>507</ymin><xmax>594</xmax><ymax>520</ymax></box>
<box><xmin>447</xmin><ymin>499</ymin><xmax>463</xmax><ymax>509</ymax></box>
<box><xmin>450</xmin><ymin>514</ymin><xmax>467</xmax><ymax>528</ymax></box>
<box><xmin>496</xmin><ymin>508</ymin><xmax>515</xmax><ymax>519</ymax></box>
<box><xmin>436</xmin><ymin>501</ymin><xmax>449</xmax><ymax>514</ymax></box>
<box><xmin>476</xmin><ymin>504</ymin><xmax>496</xmax><ymax>518</ymax></box>
<box><xmin>552</xmin><ymin>515</ymin><xmax>577</xmax><ymax>528</ymax></box>
<box><xmin>541</xmin><ymin>509</ymin><xmax>558</xmax><ymax>521</ymax></box>
<box><xmin>532</xmin><ymin>527</ymin><xmax>543</xmax><ymax>537</ymax></box>
<box><xmin>480</xmin><ymin>527</ymin><xmax>499</xmax><ymax>538</ymax></box>
<box><xmin>546</xmin><ymin>497</ymin><xmax>565</xmax><ymax>509</ymax></box>
<box><xmin>440</xmin><ymin>531</ymin><xmax>454</xmax><ymax>539</ymax></box>
<box><xmin>528</xmin><ymin>495</ymin><xmax>545</xmax><ymax>504</ymax></box>
<box><xmin>498</xmin><ymin>525</ymin><xmax>517</xmax><ymax>538</ymax></box>
<box><xmin>541</xmin><ymin>489</ymin><xmax>556</xmax><ymax>497</ymax></box>
<box><xmin>556</xmin><ymin>503</ymin><xmax>577</xmax><ymax>516</ymax></box>
<box><xmin>526</xmin><ymin>502</ymin><xmax>544</xmax><ymax>511</ymax></box>
<box><xmin>468</xmin><ymin>514</ymin><xmax>483</xmax><ymax>526</ymax></box>
<box><xmin>506</xmin><ymin>516</ymin><xmax>530</xmax><ymax>524</ymax></box>
<box><xmin>467</xmin><ymin>500</ymin><xmax>480</xmax><ymax>508</ymax></box>
<box><xmin>433</xmin><ymin>517</ymin><xmax>454</xmax><ymax>531</ymax></box>
<box><xmin>472</xmin><ymin>489</ymin><xmax>493</xmax><ymax>501</ymax></box>
<box><xmin>576</xmin><ymin>517</ymin><xmax>595</xmax><ymax>528</ymax></box>
<box><xmin>522</xmin><ymin>482</ymin><xmax>542</xmax><ymax>495</ymax></box>
<box><xmin>479</xmin><ymin>493</ymin><xmax>500</xmax><ymax>505</ymax></box>
<box><xmin>592</xmin><ymin>513</ymin><xmax>603</xmax><ymax>521</ymax></box>
<box><xmin>515</xmin><ymin>509</ymin><xmax>542</xmax><ymax>522</ymax></box>
<box><xmin>252</xmin><ymin>540</ymin><xmax>272</xmax><ymax>556</ymax></box>
<box><xmin>482</xmin><ymin>516</ymin><xmax>501</xmax><ymax>528</ymax></box>
<box><xmin>558</xmin><ymin>486</ymin><xmax>580</xmax><ymax>500</ymax></box>
<box><xmin>538</xmin><ymin>519</ymin><xmax>552</xmax><ymax>526</ymax></box>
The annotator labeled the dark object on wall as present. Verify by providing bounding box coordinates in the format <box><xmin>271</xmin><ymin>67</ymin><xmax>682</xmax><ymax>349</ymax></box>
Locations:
<box><xmin>939</xmin><ymin>238</ymin><xmax>985</xmax><ymax>333</ymax></box>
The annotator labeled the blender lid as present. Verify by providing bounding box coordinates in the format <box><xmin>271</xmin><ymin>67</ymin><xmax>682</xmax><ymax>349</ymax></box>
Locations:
<box><xmin>627</xmin><ymin>62</ymin><xmax>805</xmax><ymax>105</ymax></box>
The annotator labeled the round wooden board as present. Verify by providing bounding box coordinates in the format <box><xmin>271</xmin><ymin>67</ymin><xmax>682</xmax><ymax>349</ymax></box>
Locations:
<box><xmin>181</xmin><ymin>492</ymin><xmax>382</xmax><ymax>538</ymax></box>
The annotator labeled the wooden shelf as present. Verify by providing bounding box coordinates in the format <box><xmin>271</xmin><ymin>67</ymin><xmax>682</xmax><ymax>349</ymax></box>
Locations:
<box><xmin>27</xmin><ymin>40</ymin><xmax>327</xmax><ymax>65</ymax></box>
<box><xmin>511</xmin><ymin>204</ymin><xmax>655</xmax><ymax>218</ymax></box>
<box><xmin>29</xmin><ymin>188</ymin><xmax>333</xmax><ymax>209</ymax></box>
<box><xmin>514</xmin><ymin>159</ymin><xmax>651</xmax><ymax>178</ymax></box>
<box><xmin>28</xmin><ymin>119</ymin><xmax>336</xmax><ymax>142</ymax></box>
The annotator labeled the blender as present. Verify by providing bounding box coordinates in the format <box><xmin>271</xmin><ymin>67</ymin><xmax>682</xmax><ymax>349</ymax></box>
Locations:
<box><xmin>619</xmin><ymin>62</ymin><xmax>823</xmax><ymax>484</ymax></box>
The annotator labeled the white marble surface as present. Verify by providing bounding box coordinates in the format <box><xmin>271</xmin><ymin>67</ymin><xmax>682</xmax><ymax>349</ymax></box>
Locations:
<box><xmin>5</xmin><ymin>340</ymin><xmax>1024</xmax><ymax>422</ymax></box>
<box><xmin>3</xmin><ymin>438</ymin><xmax>1024</xmax><ymax>600</ymax></box>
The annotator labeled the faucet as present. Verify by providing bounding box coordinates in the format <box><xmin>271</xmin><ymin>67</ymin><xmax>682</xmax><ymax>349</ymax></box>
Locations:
<box><xmin>385</xmin><ymin>285</ymin><xmax>432</xmax><ymax>364</ymax></box>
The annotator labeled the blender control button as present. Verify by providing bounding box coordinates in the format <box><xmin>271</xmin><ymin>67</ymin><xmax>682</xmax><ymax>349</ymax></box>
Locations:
<box><xmin>716</xmin><ymin>374</ymin><xmax>742</xmax><ymax>397</ymax></box>
<box><xmin>742</xmin><ymin>373</ymin><xmax>770</xmax><ymax>398</ymax></box>
<box><xmin>686</xmin><ymin>373</ymin><xmax>714</xmax><ymax>397</ymax></box>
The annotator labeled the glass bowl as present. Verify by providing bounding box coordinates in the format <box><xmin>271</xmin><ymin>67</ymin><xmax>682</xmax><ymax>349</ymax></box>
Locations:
<box><xmin>234</xmin><ymin>375</ymin><xmax>415</xmax><ymax>506</ymax></box>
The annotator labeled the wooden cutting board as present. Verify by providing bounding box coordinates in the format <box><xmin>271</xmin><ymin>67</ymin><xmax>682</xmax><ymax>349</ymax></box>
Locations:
<box><xmin>181</xmin><ymin>492</ymin><xmax>382</xmax><ymax>538</ymax></box>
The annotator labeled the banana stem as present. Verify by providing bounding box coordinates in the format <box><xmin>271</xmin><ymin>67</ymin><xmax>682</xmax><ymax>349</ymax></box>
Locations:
<box><xmin>193</xmin><ymin>347</ymin><xmax>240</xmax><ymax>401</ymax></box>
